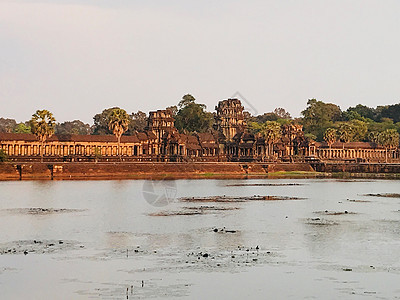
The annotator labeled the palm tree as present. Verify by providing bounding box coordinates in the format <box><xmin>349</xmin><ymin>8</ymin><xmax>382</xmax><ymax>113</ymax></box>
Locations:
<box><xmin>338</xmin><ymin>123</ymin><xmax>353</xmax><ymax>148</ymax></box>
<box><xmin>323</xmin><ymin>128</ymin><xmax>337</xmax><ymax>158</ymax></box>
<box><xmin>29</xmin><ymin>110</ymin><xmax>56</xmax><ymax>162</ymax></box>
<box><xmin>108</xmin><ymin>108</ymin><xmax>130</xmax><ymax>161</ymax></box>
<box><xmin>368</xmin><ymin>131</ymin><xmax>380</xmax><ymax>145</ymax></box>
<box><xmin>378</xmin><ymin>129</ymin><xmax>400</xmax><ymax>162</ymax></box>
<box><xmin>261</xmin><ymin>121</ymin><xmax>281</xmax><ymax>157</ymax></box>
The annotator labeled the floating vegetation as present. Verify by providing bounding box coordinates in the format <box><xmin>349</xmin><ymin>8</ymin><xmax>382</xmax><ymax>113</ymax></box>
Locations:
<box><xmin>149</xmin><ymin>211</ymin><xmax>204</xmax><ymax>217</ymax></box>
<box><xmin>314</xmin><ymin>210</ymin><xmax>356</xmax><ymax>215</ymax></box>
<box><xmin>347</xmin><ymin>199</ymin><xmax>371</xmax><ymax>203</ymax></box>
<box><xmin>180</xmin><ymin>195</ymin><xmax>305</xmax><ymax>203</ymax></box>
<box><xmin>183</xmin><ymin>206</ymin><xmax>240</xmax><ymax>211</ymax></box>
<box><xmin>226</xmin><ymin>183</ymin><xmax>305</xmax><ymax>187</ymax></box>
<box><xmin>2</xmin><ymin>208</ymin><xmax>86</xmax><ymax>215</ymax></box>
<box><xmin>304</xmin><ymin>218</ymin><xmax>339</xmax><ymax>226</ymax></box>
<box><xmin>149</xmin><ymin>206</ymin><xmax>240</xmax><ymax>217</ymax></box>
<box><xmin>0</xmin><ymin>240</ymin><xmax>83</xmax><ymax>255</ymax></box>
<box><xmin>362</xmin><ymin>193</ymin><xmax>400</xmax><ymax>198</ymax></box>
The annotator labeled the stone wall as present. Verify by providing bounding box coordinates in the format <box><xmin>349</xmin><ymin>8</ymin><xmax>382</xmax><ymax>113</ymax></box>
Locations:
<box><xmin>0</xmin><ymin>162</ymin><xmax>313</xmax><ymax>180</ymax></box>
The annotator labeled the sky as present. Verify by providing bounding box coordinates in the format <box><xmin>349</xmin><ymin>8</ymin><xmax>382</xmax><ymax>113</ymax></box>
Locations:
<box><xmin>1</xmin><ymin>0</ymin><xmax>400</xmax><ymax>124</ymax></box>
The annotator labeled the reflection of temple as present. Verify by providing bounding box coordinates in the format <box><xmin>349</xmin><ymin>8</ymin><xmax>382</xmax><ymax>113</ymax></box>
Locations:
<box><xmin>0</xmin><ymin>99</ymin><xmax>399</xmax><ymax>162</ymax></box>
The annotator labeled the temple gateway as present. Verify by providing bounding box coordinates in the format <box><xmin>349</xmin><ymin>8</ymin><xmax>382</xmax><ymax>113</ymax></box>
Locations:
<box><xmin>0</xmin><ymin>99</ymin><xmax>399</xmax><ymax>163</ymax></box>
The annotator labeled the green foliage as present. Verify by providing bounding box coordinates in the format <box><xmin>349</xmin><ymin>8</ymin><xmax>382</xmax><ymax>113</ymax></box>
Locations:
<box><xmin>166</xmin><ymin>106</ymin><xmax>178</xmax><ymax>117</ymax></box>
<box><xmin>304</xmin><ymin>133</ymin><xmax>317</xmax><ymax>141</ymax></box>
<box><xmin>0</xmin><ymin>118</ymin><xmax>17</xmax><ymax>133</ymax></box>
<box><xmin>94</xmin><ymin>146</ymin><xmax>102</xmax><ymax>159</ymax></box>
<box><xmin>108</xmin><ymin>108</ymin><xmax>130</xmax><ymax>140</ymax></box>
<box><xmin>128</xmin><ymin>111</ymin><xmax>147</xmax><ymax>133</ymax></box>
<box><xmin>273</xmin><ymin>108</ymin><xmax>291</xmax><ymax>119</ymax></box>
<box><xmin>262</xmin><ymin>121</ymin><xmax>282</xmax><ymax>144</ymax></box>
<box><xmin>178</xmin><ymin>94</ymin><xmax>196</xmax><ymax>108</ymax></box>
<box><xmin>349</xmin><ymin>120</ymin><xmax>367</xmax><ymax>141</ymax></box>
<box><xmin>93</xmin><ymin>107</ymin><xmax>118</xmax><ymax>135</ymax></box>
<box><xmin>175</xmin><ymin>94</ymin><xmax>213</xmax><ymax>133</ymax></box>
<box><xmin>301</xmin><ymin>99</ymin><xmax>342</xmax><ymax>141</ymax></box>
<box><xmin>345</xmin><ymin>104</ymin><xmax>376</xmax><ymax>120</ymax></box>
<box><xmin>378</xmin><ymin>129</ymin><xmax>399</xmax><ymax>149</ymax></box>
<box><xmin>0</xmin><ymin>149</ymin><xmax>8</xmax><ymax>162</ymax></box>
<box><xmin>29</xmin><ymin>110</ymin><xmax>56</xmax><ymax>142</ymax></box>
<box><xmin>337</xmin><ymin>122</ymin><xmax>353</xmax><ymax>143</ymax></box>
<box><xmin>323</xmin><ymin>128</ymin><xmax>337</xmax><ymax>147</ymax></box>
<box><xmin>368</xmin><ymin>131</ymin><xmax>380</xmax><ymax>144</ymax></box>
<box><xmin>13</xmin><ymin>122</ymin><xmax>31</xmax><ymax>133</ymax></box>
<box><xmin>379</xmin><ymin>104</ymin><xmax>400</xmax><ymax>123</ymax></box>
<box><xmin>55</xmin><ymin>120</ymin><xmax>91</xmax><ymax>135</ymax></box>
<box><xmin>249</xmin><ymin>121</ymin><xmax>282</xmax><ymax>144</ymax></box>
<box><xmin>345</xmin><ymin>103</ymin><xmax>400</xmax><ymax>123</ymax></box>
<box><xmin>247</xmin><ymin>121</ymin><xmax>264</xmax><ymax>134</ymax></box>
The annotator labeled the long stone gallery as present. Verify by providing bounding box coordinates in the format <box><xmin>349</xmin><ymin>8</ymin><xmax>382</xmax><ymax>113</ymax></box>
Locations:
<box><xmin>1</xmin><ymin>99</ymin><xmax>398</xmax><ymax>163</ymax></box>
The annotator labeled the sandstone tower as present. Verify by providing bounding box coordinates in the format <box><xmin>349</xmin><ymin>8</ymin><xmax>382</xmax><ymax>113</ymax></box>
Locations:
<box><xmin>214</xmin><ymin>99</ymin><xmax>246</xmax><ymax>142</ymax></box>
<box><xmin>147</xmin><ymin>109</ymin><xmax>175</xmax><ymax>142</ymax></box>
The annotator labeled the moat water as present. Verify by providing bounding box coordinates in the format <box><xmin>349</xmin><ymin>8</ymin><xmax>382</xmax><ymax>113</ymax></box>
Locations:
<box><xmin>0</xmin><ymin>179</ymin><xmax>400</xmax><ymax>299</ymax></box>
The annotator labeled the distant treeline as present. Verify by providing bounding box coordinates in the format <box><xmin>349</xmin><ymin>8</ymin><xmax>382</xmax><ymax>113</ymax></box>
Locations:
<box><xmin>1</xmin><ymin>96</ymin><xmax>399</xmax><ymax>143</ymax></box>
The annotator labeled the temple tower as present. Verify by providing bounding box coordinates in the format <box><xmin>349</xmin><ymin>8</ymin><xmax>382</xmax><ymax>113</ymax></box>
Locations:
<box><xmin>214</xmin><ymin>99</ymin><xmax>246</xmax><ymax>142</ymax></box>
<box><xmin>146</xmin><ymin>109</ymin><xmax>175</xmax><ymax>142</ymax></box>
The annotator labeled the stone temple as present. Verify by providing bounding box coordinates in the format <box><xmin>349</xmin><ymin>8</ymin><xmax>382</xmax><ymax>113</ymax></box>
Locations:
<box><xmin>0</xmin><ymin>99</ymin><xmax>398</xmax><ymax>162</ymax></box>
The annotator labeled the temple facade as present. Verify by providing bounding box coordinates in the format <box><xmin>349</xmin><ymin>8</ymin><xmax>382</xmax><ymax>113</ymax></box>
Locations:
<box><xmin>0</xmin><ymin>99</ymin><xmax>399</xmax><ymax>162</ymax></box>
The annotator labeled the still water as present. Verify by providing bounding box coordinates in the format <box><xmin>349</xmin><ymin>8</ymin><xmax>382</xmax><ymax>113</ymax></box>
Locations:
<box><xmin>0</xmin><ymin>179</ymin><xmax>399</xmax><ymax>299</ymax></box>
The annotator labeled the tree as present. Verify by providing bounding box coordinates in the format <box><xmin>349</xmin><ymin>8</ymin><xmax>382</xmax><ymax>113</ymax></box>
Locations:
<box><xmin>368</xmin><ymin>131</ymin><xmax>380</xmax><ymax>144</ymax></box>
<box><xmin>349</xmin><ymin>120</ymin><xmax>367</xmax><ymax>141</ymax></box>
<box><xmin>29</xmin><ymin>110</ymin><xmax>56</xmax><ymax>162</ymax></box>
<box><xmin>378</xmin><ymin>129</ymin><xmax>400</xmax><ymax>162</ymax></box>
<box><xmin>175</xmin><ymin>94</ymin><xmax>213</xmax><ymax>133</ymax></box>
<box><xmin>178</xmin><ymin>94</ymin><xmax>196</xmax><ymax>108</ymax></box>
<box><xmin>55</xmin><ymin>120</ymin><xmax>91</xmax><ymax>135</ymax></box>
<box><xmin>0</xmin><ymin>118</ymin><xmax>17</xmax><ymax>133</ymax></box>
<box><xmin>260</xmin><ymin>121</ymin><xmax>282</xmax><ymax>157</ymax></box>
<box><xmin>345</xmin><ymin>104</ymin><xmax>376</xmax><ymax>121</ymax></box>
<box><xmin>338</xmin><ymin>123</ymin><xmax>353</xmax><ymax>145</ymax></box>
<box><xmin>93</xmin><ymin>107</ymin><xmax>119</xmax><ymax>135</ymax></box>
<box><xmin>107</xmin><ymin>108</ymin><xmax>130</xmax><ymax>161</ymax></box>
<box><xmin>166</xmin><ymin>106</ymin><xmax>178</xmax><ymax>117</ymax></box>
<box><xmin>273</xmin><ymin>108</ymin><xmax>291</xmax><ymax>119</ymax></box>
<box><xmin>0</xmin><ymin>149</ymin><xmax>7</xmax><ymax>162</ymax></box>
<box><xmin>379</xmin><ymin>103</ymin><xmax>400</xmax><ymax>123</ymax></box>
<box><xmin>323</xmin><ymin>128</ymin><xmax>337</xmax><ymax>157</ymax></box>
<box><xmin>301</xmin><ymin>99</ymin><xmax>342</xmax><ymax>141</ymax></box>
<box><xmin>13</xmin><ymin>122</ymin><xmax>31</xmax><ymax>134</ymax></box>
<box><xmin>128</xmin><ymin>111</ymin><xmax>147</xmax><ymax>133</ymax></box>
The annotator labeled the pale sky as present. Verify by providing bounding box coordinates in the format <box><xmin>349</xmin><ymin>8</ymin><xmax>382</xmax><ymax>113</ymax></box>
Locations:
<box><xmin>1</xmin><ymin>0</ymin><xmax>400</xmax><ymax>123</ymax></box>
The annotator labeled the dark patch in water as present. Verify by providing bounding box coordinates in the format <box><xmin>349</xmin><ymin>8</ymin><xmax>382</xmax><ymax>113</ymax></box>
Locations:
<box><xmin>149</xmin><ymin>206</ymin><xmax>240</xmax><ymax>217</ymax></box>
<box><xmin>226</xmin><ymin>183</ymin><xmax>305</xmax><ymax>187</ymax></box>
<box><xmin>0</xmin><ymin>240</ymin><xmax>82</xmax><ymax>255</ymax></box>
<box><xmin>304</xmin><ymin>218</ymin><xmax>339</xmax><ymax>226</ymax></box>
<box><xmin>180</xmin><ymin>195</ymin><xmax>305</xmax><ymax>203</ymax></box>
<box><xmin>2</xmin><ymin>208</ymin><xmax>86</xmax><ymax>215</ymax></box>
<box><xmin>347</xmin><ymin>199</ymin><xmax>371</xmax><ymax>203</ymax></box>
<box><xmin>363</xmin><ymin>193</ymin><xmax>400</xmax><ymax>198</ymax></box>
<box><xmin>314</xmin><ymin>210</ymin><xmax>356</xmax><ymax>215</ymax></box>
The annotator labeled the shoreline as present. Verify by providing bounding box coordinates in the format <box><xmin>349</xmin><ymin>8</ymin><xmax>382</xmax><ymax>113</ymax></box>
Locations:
<box><xmin>1</xmin><ymin>162</ymin><xmax>400</xmax><ymax>181</ymax></box>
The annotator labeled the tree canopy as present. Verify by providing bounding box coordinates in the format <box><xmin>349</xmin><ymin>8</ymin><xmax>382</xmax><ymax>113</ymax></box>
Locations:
<box><xmin>29</xmin><ymin>110</ymin><xmax>56</xmax><ymax>162</ymax></box>
<box><xmin>55</xmin><ymin>120</ymin><xmax>91</xmax><ymax>135</ymax></box>
<box><xmin>174</xmin><ymin>94</ymin><xmax>213</xmax><ymax>133</ymax></box>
